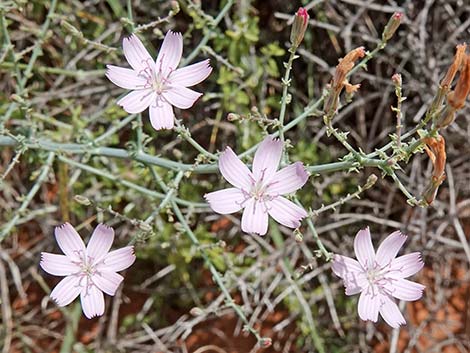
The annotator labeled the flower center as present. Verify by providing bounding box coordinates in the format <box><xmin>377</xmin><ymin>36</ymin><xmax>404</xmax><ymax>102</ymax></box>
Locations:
<box><xmin>138</xmin><ymin>58</ymin><xmax>173</xmax><ymax>95</ymax></box>
<box><xmin>250</xmin><ymin>180</ymin><xmax>268</xmax><ymax>201</ymax></box>
<box><xmin>71</xmin><ymin>250</ymin><xmax>100</xmax><ymax>295</ymax></box>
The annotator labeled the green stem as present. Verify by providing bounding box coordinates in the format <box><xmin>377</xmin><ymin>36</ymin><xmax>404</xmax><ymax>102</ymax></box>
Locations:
<box><xmin>181</xmin><ymin>0</ymin><xmax>234</xmax><ymax>66</ymax></box>
<box><xmin>59</xmin><ymin>303</ymin><xmax>81</xmax><ymax>353</ymax></box>
<box><xmin>0</xmin><ymin>152</ymin><xmax>55</xmax><ymax>242</ymax></box>
<box><xmin>0</xmin><ymin>62</ymin><xmax>105</xmax><ymax>77</ymax></box>
<box><xmin>174</xmin><ymin>120</ymin><xmax>218</xmax><ymax>160</ymax></box>
<box><xmin>278</xmin><ymin>47</ymin><xmax>299</xmax><ymax>146</ymax></box>
<box><xmin>171</xmin><ymin>200</ymin><xmax>263</xmax><ymax>342</ymax></box>
<box><xmin>57</xmin><ymin>155</ymin><xmax>207</xmax><ymax>208</ymax></box>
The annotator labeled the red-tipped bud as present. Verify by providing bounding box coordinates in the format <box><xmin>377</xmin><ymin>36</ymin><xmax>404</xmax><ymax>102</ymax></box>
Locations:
<box><xmin>290</xmin><ymin>7</ymin><xmax>309</xmax><ymax>47</ymax></box>
<box><xmin>392</xmin><ymin>73</ymin><xmax>402</xmax><ymax>86</ymax></box>
<box><xmin>259</xmin><ymin>337</ymin><xmax>272</xmax><ymax>348</ymax></box>
<box><xmin>382</xmin><ymin>12</ymin><xmax>403</xmax><ymax>42</ymax></box>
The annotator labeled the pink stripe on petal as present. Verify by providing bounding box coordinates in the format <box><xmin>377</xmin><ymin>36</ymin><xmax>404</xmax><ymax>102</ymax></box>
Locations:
<box><xmin>155</xmin><ymin>31</ymin><xmax>183</xmax><ymax>77</ymax></box>
<box><xmin>267</xmin><ymin>162</ymin><xmax>308</xmax><ymax>195</ymax></box>
<box><xmin>54</xmin><ymin>223</ymin><xmax>85</xmax><ymax>259</ymax></box>
<box><xmin>331</xmin><ymin>254</ymin><xmax>363</xmax><ymax>279</ymax></box>
<box><xmin>149</xmin><ymin>100</ymin><xmax>174</xmax><ymax>130</ymax></box>
<box><xmin>204</xmin><ymin>188</ymin><xmax>245</xmax><ymax>214</ymax></box>
<box><xmin>379</xmin><ymin>295</ymin><xmax>406</xmax><ymax>328</ymax></box>
<box><xmin>354</xmin><ymin>227</ymin><xmax>375</xmax><ymax>268</ymax></box>
<box><xmin>86</xmin><ymin>224</ymin><xmax>114</xmax><ymax>262</ymax></box>
<box><xmin>218</xmin><ymin>147</ymin><xmax>253</xmax><ymax>189</ymax></box>
<box><xmin>163</xmin><ymin>86</ymin><xmax>202</xmax><ymax>109</ymax></box>
<box><xmin>252</xmin><ymin>136</ymin><xmax>283</xmax><ymax>182</ymax></box>
<box><xmin>80</xmin><ymin>285</ymin><xmax>105</xmax><ymax>319</ymax></box>
<box><xmin>344</xmin><ymin>274</ymin><xmax>366</xmax><ymax>296</ymax></box>
<box><xmin>170</xmin><ymin>59</ymin><xmax>212</xmax><ymax>87</ymax></box>
<box><xmin>102</xmin><ymin>246</ymin><xmax>136</xmax><ymax>272</ymax></box>
<box><xmin>385</xmin><ymin>278</ymin><xmax>425</xmax><ymax>301</ymax></box>
<box><xmin>122</xmin><ymin>34</ymin><xmax>153</xmax><ymax>72</ymax></box>
<box><xmin>389</xmin><ymin>252</ymin><xmax>424</xmax><ymax>278</ymax></box>
<box><xmin>105</xmin><ymin>65</ymin><xmax>147</xmax><ymax>90</ymax></box>
<box><xmin>40</xmin><ymin>252</ymin><xmax>79</xmax><ymax>276</ymax></box>
<box><xmin>50</xmin><ymin>276</ymin><xmax>81</xmax><ymax>307</ymax></box>
<box><xmin>117</xmin><ymin>89</ymin><xmax>155</xmax><ymax>114</ymax></box>
<box><xmin>93</xmin><ymin>271</ymin><xmax>124</xmax><ymax>296</ymax></box>
<box><xmin>358</xmin><ymin>291</ymin><xmax>380</xmax><ymax>322</ymax></box>
<box><xmin>375</xmin><ymin>231</ymin><xmax>407</xmax><ymax>266</ymax></box>
<box><xmin>241</xmin><ymin>199</ymin><xmax>269</xmax><ymax>235</ymax></box>
<box><xmin>266</xmin><ymin>196</ymin><xmax>307</xmax><ymax>229</ymax></box>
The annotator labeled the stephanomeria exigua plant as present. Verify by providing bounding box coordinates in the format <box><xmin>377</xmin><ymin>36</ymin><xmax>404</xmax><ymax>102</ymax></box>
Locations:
<box><xmin>332</xmin><ymin>228</ymin><xmax>425</xmax><ymax>328</ymax></box>
<box><xmin>40</xmin><ymin>223</ymin><xmax>135</xmax><ymax>319</ymax></box>
<box><xmin>106</xmin><ymin>31</ymin><xmax>212</xmax><ymax>130</ymax></box>
<box><xmin>204</xmin><ymin>135</ymin><xmax>309</xmax><ymax>235</ymax></box>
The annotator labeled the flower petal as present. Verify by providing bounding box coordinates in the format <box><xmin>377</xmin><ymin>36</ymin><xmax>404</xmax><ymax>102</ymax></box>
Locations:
<box><xmin>40</xmin><ymin>253</ymin><xmax>79</xmax><ymax>276</ymax></box>
<box><xmin>266</xmin><ymin>162</ymin><xmax>309</xmax><ymax>195</ymax></box>
<box><xmin>122</xmin><ymin>34</ymin><xmax>153</xmax><ymax>72</ymax></box>
<box><xmin>385</xmin><ymin>278</ymin><xmax>425</xmax><ymax>301</ymax></box>
<box><xmin>358</xmin><ymin>291</ymin><xmax>380</xmax><ymax>322</ymax></box>
<box><xmin>50</xmin><ymin>276</ymin><xmax>81</xmax><ymax>307</ymax></box>
<box><xmin>149</xmin><ymin>99</ymin><xmax>174</xmax><ymax>130</ymax></box>
<box><xmin>241</xmin><ymin>199</ymin><xmax>269</xmax><ymax>235</ymax></box>
<box><xmin>252</xmin><ymin>136</ymin><xmax>283</xmax><ymax>182</ymax></box>
<box><xmin>354</xmin><ymin>227</ymin><xmax>375</xmax><ymax>268</ymax></box>
<box><xmin>332</xmin><ymin>255</ymin><xmax>367</xmax><ymax>295</ymax></box>
<box><xmin>86</xmin><ymin>224</ymin><xmax>114</xmax><ymax>262</ymax></box>
<box><xmin>102</xmin><ymin>246</ymin><xmax>136</xmax><ymax>272</ymax></box>
<box><xmin>163</xmin><ymin>86</ymin><xmax>202</xmax><ymax>109</ymax></box>
<box><xmin>54</xmin><ymin>223</ymin><xmax>85</xmax><ymax>259</ymax></box>
<box><xmin>332</xmin><ymin>254</ymin><xmax>363</xmax><ymax>278</ymax></box>
<box><xmin>218</xmin><ymin>147</ymin><xmax>253</xmax><ymax>189</ymax></box>
<box><xmin>389</xmin><ymin>252</ymin><xmax>424</xmax><ymax>278</ymax></box>
<box><xmin>92</xmin><ymin>271</ymin><xmax>124</xmax><ymax>296</ymax></box>
<box><xmin>267</xmin><ymin>196</ymin><xmax>307</xmax><ymax>228</ymax></box>
<box><xmin>375</xmin><ymin>231</ymin><xmax>407</xmax><ymax>267</ymax></box>
<box><xmin>170</xmin><ymin>59</ymin><xmax>212</xmax><ymax>87</ymax></box>
<box><xmin>105</xmin><ymin>65</ymin><xmax>147</xmax><ymax>90</ymax></box>
<box><xmin>379</xmin><ymin>295</ymin><xmax>406</xmax><ymax>328</ymax></box>
<box><xmin>155</xmin><ymin>31</ymin><xmax>183</xmax><ymax>77</ymax></box>
<box><xmin>80</xmin><ymin>285</ymin><xmax>105</xmax><ymax>319</ymax></box>
<box><xmin>117</xmin><ymin>89</ymin><xmax>155</xmax><ymax>114</ymax></box>
<box><xmin>204</xmin><ymin>188</ymin><xmax>245</xmax><ymax>214</ymax></box>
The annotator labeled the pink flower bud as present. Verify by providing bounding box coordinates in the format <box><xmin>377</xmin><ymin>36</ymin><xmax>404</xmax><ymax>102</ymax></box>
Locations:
<box><xmin>382</xmin><ymin>12</ymin><xmax>403</xmax><ymax>42</ymax></box>
<box><xmin>392</xmin><ymin>73</ymin><xmax>402</xmax><ymax>86</ymax></box>
<box><xmin>290</xmin><ymin>7</ymin><xmax>309</xmax><ymax>47</ymax></box>
<box><xmin>259</xmin><ymin>337</ymin><xmax>272</xmax><ymax>348</ymax></box>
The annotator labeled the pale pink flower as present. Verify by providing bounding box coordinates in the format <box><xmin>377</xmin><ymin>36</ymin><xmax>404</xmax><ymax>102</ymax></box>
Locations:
<box><xmin>40</xmin><ymin>223</ymin><xmax>135</xmax><ymax>319</ymax></box>
<box><xmin>332</xmin><ymin>228</ymin><xmax>425</xmax><ymax>328</ymax></box>
<box><xmin>106</xmin><ymin>31</ymin><xmax>212</xmax><ymax>130</ymax></box>
<box><xmin>204</xmin><ymin>136</ymin><xmax>309</xmax><ymax>236</ymax></box>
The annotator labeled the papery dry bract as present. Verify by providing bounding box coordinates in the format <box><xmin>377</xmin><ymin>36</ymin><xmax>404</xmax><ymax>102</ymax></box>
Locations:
<box><xmin>40</xmin><ymin>223</ymin><xmax>136</xmax><ymax>319</ymax></box>
<box><xmin>204</xmin><ymin>136</ymin><xmax>309</xmax><ymax>236</ymax></box>
<box><xmin>421</xmin><ymin>135</ymin><xmax>446</xmax><ymax>204</ymax></box>
<box><xmin>332</xmin><ymin>228</ymin><xmax>425</xmax><ymax>328</ymax></box>
<box><xmin>106</xmin><ymin>31</ymin><xmax>212</xmax><ymax>130</ymax></box>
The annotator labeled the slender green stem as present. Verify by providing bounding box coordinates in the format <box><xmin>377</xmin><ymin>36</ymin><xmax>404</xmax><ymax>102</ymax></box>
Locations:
<box><xmin>0</xmin><ymin>152</ymin><xmax>55</xmax><ymax>242</ymax></box>
<box><xmin>57</xmin><ymin>155</ymin><xmax>207</xmax><ymax>208</ymax></box>
<box><xmin>389</xmin><ymin>171</ymin><xmax>418</xmax><ymax>205</ymax></box>
<box><xmin>94</xmin><ymin>114</ymin><xmax>137</xmax><ymax>145</ymax></box>
<box><xmin>171</xmin><ymin>200</ymin><xmax>263</xmax><ymax>342</ymax></box>
<box><xmin>304</xmin><ymin>217</ymin><xmax>331</xmax><ymax>260</ymax></box>
<box><xmin>59</xmin><ymin>303</ymin><xmax>81</xmax><ymax>353</ymax></box>
<box><xmin>181</xmin><ymin>0</ymin><xmax>234</xmax><ymax>66</ymax></box>
<box><xmin>278</xmin><ymin>47</ymin><xmax>299</xmax><ymax>146</ymax></box>
<box><xmin>0</xmin><ymin>62</ymin><xmax>105</xmax><ymax>77</ymax></box>
<box><xmin>174</xmin><ymin>120</ymin><xmax>218</xmax><ymax>160</ymax></box>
